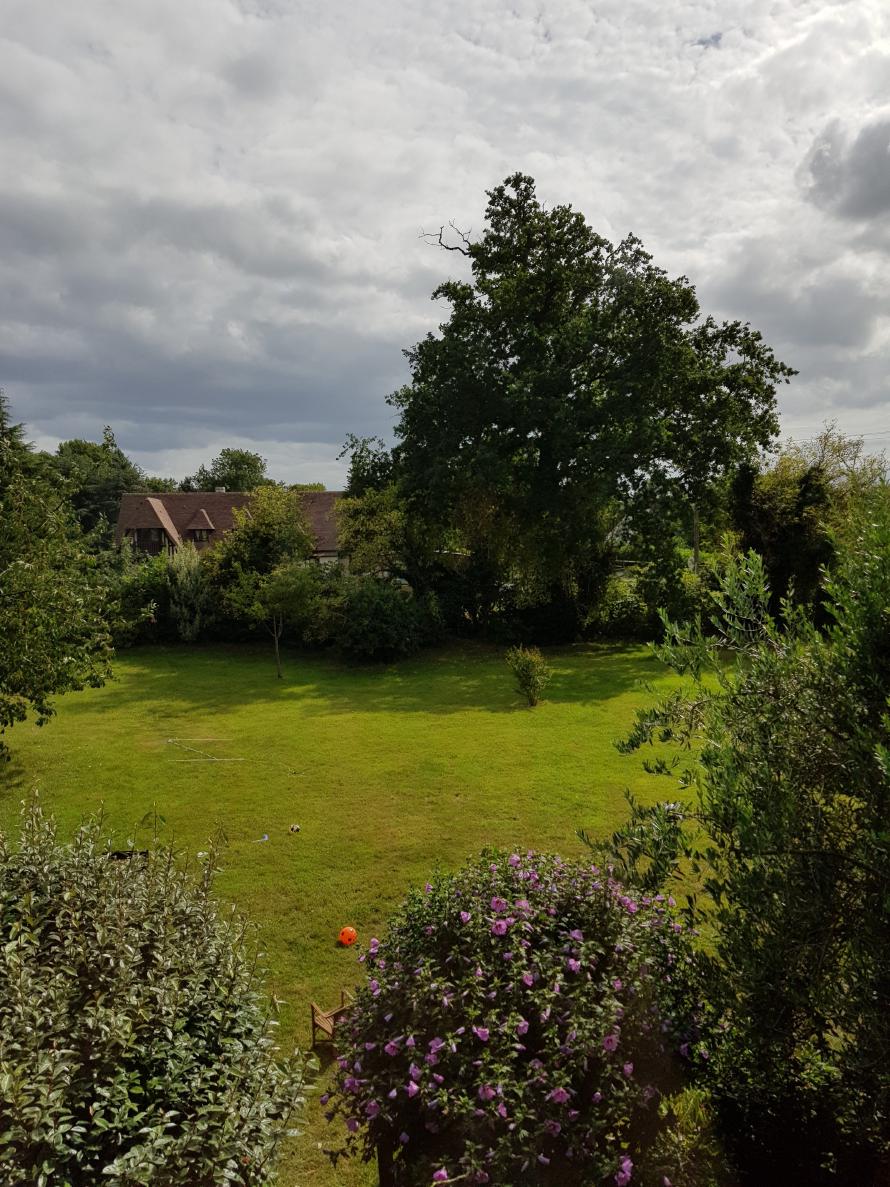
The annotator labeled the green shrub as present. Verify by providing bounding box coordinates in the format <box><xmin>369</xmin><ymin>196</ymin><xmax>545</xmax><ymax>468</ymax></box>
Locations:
<box><xmin>591</xmin><ymin>570</ymin><xmax>653</xmax><ymax>639</ymax></box>
<box><xmin>505</xmin><ymin>644</ymin><xmax>553</xmax><ymax>705</ymax></box>
<box><xmin>334</xmin><ymin>577</ymin><xmax>437</xmax><ymax>663</ymax></box>
<box><xmin>327</xmin><ymin>851</ymin><xmax>699</xmax><ymax>1186</ymax></box>
<box><xmin>167</xmin><ymin>542</ymin><xmax>209</xmax><ymax>642</ymax></box>
<box><xmin>0</xmin><ymin>803</ymin><xmax>313</xmax><ymax>1185</ymax></box>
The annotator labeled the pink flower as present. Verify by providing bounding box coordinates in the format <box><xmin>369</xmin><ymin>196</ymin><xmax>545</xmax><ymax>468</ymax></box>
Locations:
<box><xmin>567</xmin><ymin>958</ymin><xmax>581</xmax><ymax>973</ymax></box>
<box><xmin>429</xmin><ymin>1037</ymin><xmax>445</xmax><ymax>1053</ymax></box>
<box><xmin>365</xmin><ymin>1100</ymin><xmax>380</xmax><ymax>1118</ymax></box>
<box><xmin>516</xmin><ymin>1018</ymin><xmax>529</xmax><ymax>1035</ymax></box>
<box><xmin>460</xmin><ymin>911</ymin><xmax>472</xmax><ymax>924</ymax></box>
<box><xmin>603</xmin><ymin>1033</ymin><xmax>620</xmax><ymax>1053</ymax></box>
<box><xmin>491</xmin><ymin>919</ymin><xmax>508</xmax><ymax>936</ymax></box>
<box><xmin>612</xmin><ymin>978</ymin><xmax>623</xmax><ymax>991</ymax></box>
<box><xmin>490</xmin><ymin>896</ymin><xmax>508</xmax><ymax>912</ymax></box>
<box><xmin>548</xmin><ymin>1086</ymin><xmax>570</xmax><ymax>1104</ymax></box>
<box><xmin>345</xmin><ymin>1117</ymin><xmax>359</xmax><ymax>1133</ymax></box>
<box><xmin>432</xmin><ymin>1170</ymin><xmax>449</xmax><ymax>1183</ymax></box>
<box><xmin>508</xmin><ymin>853</ymin><xmax>521</xmax><ymax>867</ymax></box>
<box><xmin>472</xmin><ymin>1026</ymin><xmax>490</xmax><ymax>1042</ymax></box>
<box><xmin>622</xmin><ymin>1062</ymin><xmax>634</xmax><ymax>1077</ymax></box>
<box><xmin>615</xmin><ymin>1155</ymin><xmax>634</xmax><ymax>1186</ymax></box>
<box><xmin>478</xmin><ymin>1084</ymin><xmax>496</xmax><ymax>1101</ymax></box>
<box><xmin>522</xmin><ymin>971</ymin><xmax>535</xmax><ymax>987</ymax></box>
<box><xmin>406</xmin><ymin>1081</ymin><xmax>420</xmax><ymax>1098</ymax></box>
<box><xmin>399</xmin><ymin>1131</ymin><xmax>410</xmax><ymax>1144</ymax></box>
<box><xmin>569</xmin><ymin>928</ymin><xmax>584</xmax><ymax>941</ymax></box>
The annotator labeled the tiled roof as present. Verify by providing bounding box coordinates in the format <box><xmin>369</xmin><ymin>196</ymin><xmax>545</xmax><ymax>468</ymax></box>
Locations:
<box><xmin>115</xmin><ymin>490</ymin><xmax>343</xmax><ymax>554</ymax></box>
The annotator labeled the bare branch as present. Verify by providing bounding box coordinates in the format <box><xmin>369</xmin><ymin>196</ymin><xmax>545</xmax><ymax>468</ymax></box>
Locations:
<box><xmin>419</xmin><ymin>220</ymin><xmax>472</xmax><ymax>256</ymax></box>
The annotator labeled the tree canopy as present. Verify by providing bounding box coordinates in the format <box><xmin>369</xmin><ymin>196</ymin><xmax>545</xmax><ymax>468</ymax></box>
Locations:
<box><xmin>391</xmin><ymin>174</ymin><xmax>794</xmax><ymax>619</ymax></box>
<box><xmin>181</xmin><ymin>447</ymin><xmax>273</xmax><ymax>492</ymax></box>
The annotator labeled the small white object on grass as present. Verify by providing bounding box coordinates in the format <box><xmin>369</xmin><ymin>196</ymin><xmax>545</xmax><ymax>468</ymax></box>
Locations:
<box><xmin>289</xmin><ymin>823</ymin><xmax>301</xmax><ymax>833</ymax></box>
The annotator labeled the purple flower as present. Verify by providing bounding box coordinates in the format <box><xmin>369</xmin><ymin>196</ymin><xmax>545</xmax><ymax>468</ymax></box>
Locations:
<box><xmin>567</xmin><ymin>958</ymin><xmax>581</xmax><ymax>973</ymax></box>
<box><xmin>429</xmin><ymin>1037</ymin><xmax>445</xmax><ymax>1053</ymax></box>
<box><xmin>548</xmin><ymin>1086</ymin><xmax>570</xmax><ymax>1104</ymax></box>
<box><xmin>544</xmin><ymin>1119</ymin><xmax>562</xmax><ymax>1136</ymax></box>
<box><xmin>490</xmin><ymin>896</ymin><xmax>508</xmax><ymax>912</ymax></box>
<box><xmin>369</xmin><ymin>937</ymin><xmax>379</xmax><ymax>952</ymax></box>
<box><xmin>615</xmin><ymin>1155</ymin><xmax>634</xmax><ymax>1186</ymax></box>
<box><xmin>399</xmin><ymin>1131</ymin><xmax>410</xmax><ymax>1144</ymax></box>
<box><xmin>406</xmin><ymin>1035</ymin><xmax>416</xmax><ymax>1048</ymax></box>
<box><xmin>514</xmin><ymin>898</ymin><xmax>530</xmax><ymax>911</ymax></box>
<box><xmin>538</xmin><ymin>1154</ymin><xmax>551</xmax><ymax>1165</ymax></box>
<box><xmin>384</xmin><ymin>1041</ymin><xmax>399</xmax><ymax>1057</ymax></box>
<box><xmin>474</xmin><ymin>1174</ymin><xmax>490</xmax><ymax>1184</ymax></box>
<box><xmin>612</xmin><ymin>978</ymin><xmax>623</xmax><ymax>991</ymax></box>
<box><xmin>460</xmin><ymin>910</ymin><xmax>472</xmax><ymax>924</ymax></box>
<box><xmin>424</xmin><ymin>882</ymin><xmax>433</xmax><ymax>894</ymax></box>
<box><xmin>522</xmin><ymin>971</ymin><xmax>535</xmax><ymax>987</ymax></box>
<box><xmin>369</xmin><ymin>980</ymin><xmax>380</xmax><ymax>996</ymax></box>
<box><xmin>508</xmin><ymin>853</ymin><xmax>521</xmax><ymax>867</ymax></box>
<box><xmin>388</xmin><ymin>1088</ymin><xmax>397</xmax><ymax>1099</ymax></box>
<box><xmin>569</xmin><ymin>929</ymin><xmax>584</xmax><ymax>941</ymax></box>
<box><xmin>364</xmin><ymin>1042</ymin><xmax>377</xmax><ymax>1051</ymax></box>
<box><xmin>365</xmin><ymin>1100</ymin><xmax>380</xmax><ymax>1118</ymax></box>
<box><xmin>345</xmin><ymin>1117</ymin><xmax>359</xmax><ymax>1133</ymax></box>
<box><xmin>409</xmin><ymin>1062</ymin><xmax>422</xmax><ymax>1081</ymax></box>
<box><xmin>473</xmin><ymin>1026</ymin><xmax>490</xmax><ymax>1042</ymax></box>
<box><xmin>592</xmin><ymin>1091</ymin><xmax>603</xmax><ymax>1104</ymax></box>
<box><xmin>516</xmin><ymin>1018</ymin><xmax>529</xmax><ymax>1035</ymax></box>
<box><xmin>491</xmin><ymin>919</ymin><xmax>508</xmax><ymax>936</ymax></box>
<box><xmin>622</xmin><ymin>1062</ymin><xmax>634</xmax><ymax>1077</ymax></box>
<box><xmin>678</xmin><ymin>1042</ymin><xmax>689</xmax><ymax>1058</ymax></box>
<box><xmin>478</xmin><ymin>1083</ymin><xmax>496</xmax><ymax>1101</ymax></box>
<box><xmin>432</xmin><ymin>1170</ymin><xmax>449</xmax><ymax>1183</ymax></box>
<box><xmin>497</xmin><ymin>1102</ymin><xmax>508</xmax><ymax>1118</ymax></box>
<box><xmin>406</xmin><ymin>1081</ymin><xmax>420</xmax><ymax>1098</ymax></box>
<box><xmin>603</xmin><ymin>1033</ymin><xmax>620</xmax><ymax>1053</ymax></box>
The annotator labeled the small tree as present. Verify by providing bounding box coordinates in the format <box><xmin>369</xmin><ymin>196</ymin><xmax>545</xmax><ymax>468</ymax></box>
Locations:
<box><xmin>251</xmin><ymin>560</ymin><xmax>320</xmax><ymax>677</ymax></box>
<box><xmin>1</xmin><ymin>401</ymin><xmax>114</xmax><ymax>758</ymax></box>
<box><xmin>505</xmin><ymin>645</ymin><xmax>553</xmax><ymax>705</ymax></box>
<box><xmin>167</xmin><ymin>542</ymin><xmax>208</xmax><ymax>642</ymax></box>
<box><xmin>0</xmin><ymin>801</ymin><xmax>313</xmax><ymax>1184</ymax></box>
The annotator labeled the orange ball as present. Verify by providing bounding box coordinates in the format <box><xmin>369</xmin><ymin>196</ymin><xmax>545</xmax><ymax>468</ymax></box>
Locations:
<box><xmin>338</xmin><ymin>925</ymin><xmax>358</xmax><ymax>947</ymax></box>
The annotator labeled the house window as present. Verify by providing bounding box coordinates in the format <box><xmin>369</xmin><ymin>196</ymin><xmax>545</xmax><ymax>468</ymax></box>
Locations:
<box><xmin>191</xmin><ymin>529</ymin><xmax>211</xmax><ymax>543</ymax></box>
<box><xmin>131</xmin><ymin>528</ymin><xmax>166</xmax><ymax>555</ymax></box>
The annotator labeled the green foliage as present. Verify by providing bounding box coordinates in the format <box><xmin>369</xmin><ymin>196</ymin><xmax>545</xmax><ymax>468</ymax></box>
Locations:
<box><xmin>328</xmin><ymin>577</ymin><xmax>438</xmax><ymax>663</ymax></box>
<box><xmin>0</xmin><ymin>420</ymin><xmax>114</xmax><ymax>757</ymax></box>
<box><xmin>167</xmin><ymin>542</ymin><xmax>208</xmax><ymax>642</ymax></box>
<box><xmin>111</xmin><ymin>547</ymin><xmax>173</xmax><ymax>646</ymax></box>
<box><xmin>600</xmin><ymin>512</ymin><xmax>890</xmax><ymax>1183</ymax></box>
<box><xmin>505</xmin><ymin>645</ymin><xmax>553</xmax><ymax>705</ymax></box>
<box><xmin>339</xmin><ymin>434</ymin><xmax>393</xmax><ymax>497</ymax></box>
<box><xmin>336</xmin><ymin>485</ymin><xmax>406</xmax><ymax>577</ymax></box>
<box><xmin>0</xmin><ymin>801</ymin><xmax>313</xmax><ymax>1184</ymax></box>
<box><xmin>251</xmin><ymin>560</ymin><xmax>323</xmax><ymax>677</ymax></box>
<box><xmin>47</xmin><ymin>427</ymin><xmax>144</xmax><ymax>536</ymax></box>
<box><xmin>327</xmin><ymin>851</ymin><xmax>696</xmax><ymax>1186</ymax></box>
<box><xmin>392</xmin><ymin>173</ymin><xmax>792</xmax><ymax>629</ymax></box>
<box><xmin>181</xmin><ymin>447</ymin><xmax>273</xmax><ymax>492</ymax></box>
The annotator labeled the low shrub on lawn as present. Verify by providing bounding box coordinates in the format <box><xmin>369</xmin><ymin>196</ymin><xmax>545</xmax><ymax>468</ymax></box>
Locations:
<box><xmin>327</xmin><ymin>850</ymin><xmax>711</xmax><ymax>1186</ymax></box>
<box><xmin>505</xmin><ymin>645</ymin><xmax>553</xmax><ymax>705</ymax></box>
<box><xmin>0</xmin><ymin>802</ymin><xmax>312</xmax><ymax>1186</ymax></box>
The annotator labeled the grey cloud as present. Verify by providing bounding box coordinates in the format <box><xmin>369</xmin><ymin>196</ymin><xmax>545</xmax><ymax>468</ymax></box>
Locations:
<box><xmin>803</xmin><ymin>114</ymin><xmax>890</xmax><ymax>221</ymax></box>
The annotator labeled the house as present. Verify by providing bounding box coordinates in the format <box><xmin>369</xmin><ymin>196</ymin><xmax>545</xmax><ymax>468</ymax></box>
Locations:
<box><xmin>114</xmin><ymin>490</ymin><xmax>342</xmax><ymax>562</ymax></box>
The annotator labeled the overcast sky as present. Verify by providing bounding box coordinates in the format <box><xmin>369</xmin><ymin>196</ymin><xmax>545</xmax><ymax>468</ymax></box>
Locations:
<box><xmin>2</xmin><ymin>0</ymin><xmax>889</xmax><ymax>486</ymax></box>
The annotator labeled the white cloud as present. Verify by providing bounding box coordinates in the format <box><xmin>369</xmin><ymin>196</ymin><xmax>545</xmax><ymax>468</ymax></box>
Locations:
<box><xmin>2</xmin><ymin>0</ymin><xmax>889</xmax><ymax>480</ymax></box>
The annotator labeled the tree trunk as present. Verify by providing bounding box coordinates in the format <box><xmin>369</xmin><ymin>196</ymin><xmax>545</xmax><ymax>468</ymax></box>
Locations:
<box><xmin>377</xmin><ymin>1136</ymin><xmax>396</xmax><ymax>1187</ymax></box>
<box><xmin>691</xmin><ymin>503</ymin><xmax>700</xmax><ymax>575</ymax></box>
<box><xmin>273</xmin><ymin>616</ymin><xmax>282</xmax><ymax>679</ymax></box>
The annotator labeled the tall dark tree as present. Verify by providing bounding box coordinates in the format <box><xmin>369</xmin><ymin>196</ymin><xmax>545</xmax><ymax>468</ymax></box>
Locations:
<box><xmin>181</xmin><ymin>447</ymin><xmax>272</xmax><ymax>492</ymax></box>
<box><xmin>48</xmin><ymin>427</ymin><xmax>145</xmax><ymax>534</ymax></box>
<box><xmin>0</xmin><ymin>398</ymin><xmax>114</xmax><ymax>759</ymax></box>
<box><xmin>391</xmin><ymin>174</ymin><xmax>794</xmax><ymax>627</ymax></box>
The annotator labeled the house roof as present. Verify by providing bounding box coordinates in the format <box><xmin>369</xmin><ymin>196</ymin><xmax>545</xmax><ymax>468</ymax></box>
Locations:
<box><xmin>300</xmin><ymin>490</ymin><xmax>341</xmax><ymax>553</ymax></box>
<box><xmin>185</xmin><ymin>507</ymin><xmax>215</xmax><ymax>531</ymax></box>
<box><xmin>115</xmin><ymin>490</ymin><xmax>343</xmax><ymax>554</ymax></box>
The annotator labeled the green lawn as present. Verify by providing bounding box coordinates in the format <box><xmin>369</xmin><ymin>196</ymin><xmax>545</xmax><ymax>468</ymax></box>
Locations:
<box><xmin>0</xmin><ymin>641</ymin><xmax>680</xmax><ymax>1186</ymax></box>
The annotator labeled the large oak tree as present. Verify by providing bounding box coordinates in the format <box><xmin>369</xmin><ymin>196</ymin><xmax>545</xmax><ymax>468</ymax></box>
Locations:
<box><xmin>390</xmin><ymin>174</ymin><xmax>794</xmax><ymax>622</ymax></box>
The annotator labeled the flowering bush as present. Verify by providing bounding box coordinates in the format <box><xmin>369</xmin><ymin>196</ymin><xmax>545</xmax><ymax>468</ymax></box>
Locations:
<box><xmin>327</xmin><ymin>851</ymin><xmax>697</xmax><ymax>1186</ymax></box>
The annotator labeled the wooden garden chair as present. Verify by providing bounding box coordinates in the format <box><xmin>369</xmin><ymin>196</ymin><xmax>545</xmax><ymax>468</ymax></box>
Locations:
<box><xmin>310</xmin><ymin>989</ymin><xmax>353</xmax><ymax>1049</ymax></box>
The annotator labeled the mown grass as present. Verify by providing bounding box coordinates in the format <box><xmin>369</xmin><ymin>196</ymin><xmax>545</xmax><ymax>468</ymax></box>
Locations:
<box><xmin>0</xmin><ymin>640</ymin><xmax>682</xmax><ymax>1186</ymax></box>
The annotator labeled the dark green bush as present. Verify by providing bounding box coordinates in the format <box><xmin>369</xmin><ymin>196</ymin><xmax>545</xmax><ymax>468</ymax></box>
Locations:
<box><xmin>0</xmin><ymin>803</ymin><xmax>312</xmax><ymax>1185</ymax></box>
<box><xmin>333</xmin><ymin>577</ymin><xmax>439</xmax><ymax>662</ymax></box>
